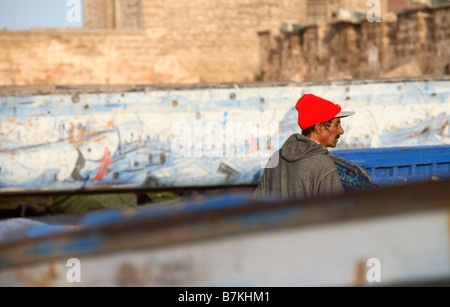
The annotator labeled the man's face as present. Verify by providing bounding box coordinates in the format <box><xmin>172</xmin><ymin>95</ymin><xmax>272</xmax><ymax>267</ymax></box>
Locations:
<box><xmin>318</xmin><ymin>118</ymin><xmax>344</xmax><ymax>148</ymax></box>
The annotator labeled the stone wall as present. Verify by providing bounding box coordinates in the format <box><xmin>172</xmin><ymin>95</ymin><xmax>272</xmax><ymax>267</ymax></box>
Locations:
<box><xmin>388</xmin><ymin>0</ymin><xmax>425</xmax><ymax>13</ymax></box>
<box><xmin>0</xmin><ymin>0</ymin><xmax>306</xmax><ymax>85</ymax></box>
<box><xmin>1</xmin><ymin>1</ymin><xmax>447</xmax><ymax>85</ymax></box>
<box><xmin>261</xmin><ymin>4</ymin><xmax>450</xmax><ymax>81</ymax></box>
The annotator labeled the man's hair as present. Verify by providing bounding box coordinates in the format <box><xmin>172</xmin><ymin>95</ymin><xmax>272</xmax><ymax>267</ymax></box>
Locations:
<box><xmin>301</xmin><ymin>118</ymin><xmax>334</xmax><ymax>136</ymax></box>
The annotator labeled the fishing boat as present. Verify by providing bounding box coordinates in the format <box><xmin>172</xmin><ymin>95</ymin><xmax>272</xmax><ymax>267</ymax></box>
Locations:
<box><xmin>1</xmin><ymin>77</ymin><xmax>449</xmax><ymax>194</ymax></box>
<box><xmin>0</xmin><ymin>178</ymin><xmax>449</xmax><ymax>286</ymax></box>
<box><xmin>332</xmin><ymin>145</ymin><xmax>450</xmax><ymax>185</ymax></box>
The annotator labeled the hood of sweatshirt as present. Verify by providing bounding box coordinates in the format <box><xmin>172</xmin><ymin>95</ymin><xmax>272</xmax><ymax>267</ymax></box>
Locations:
<box><xmin>280</xmin><ymin>133</ymin><xmax>329</xmax><ymax>162</ymax></box>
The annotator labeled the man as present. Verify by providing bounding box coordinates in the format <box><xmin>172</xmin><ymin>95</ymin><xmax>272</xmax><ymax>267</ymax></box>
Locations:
<box><xmin>254</xmin><ymin>93</ymin><xmax>355</xmax><ymax>200</ymax></box>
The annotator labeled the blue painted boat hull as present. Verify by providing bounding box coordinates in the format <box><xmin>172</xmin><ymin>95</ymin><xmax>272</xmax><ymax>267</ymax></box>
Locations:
<box><xmin>333</xmin><ymin>145</ymin><xmax>450</xmax><ymax>185</ymax></box>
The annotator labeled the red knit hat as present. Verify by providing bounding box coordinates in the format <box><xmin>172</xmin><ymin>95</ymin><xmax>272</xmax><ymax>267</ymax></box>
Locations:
<box><xmin>295</xmin><ymin>93</ymin><xmax>354</xmax><ymax>130</ymax></box>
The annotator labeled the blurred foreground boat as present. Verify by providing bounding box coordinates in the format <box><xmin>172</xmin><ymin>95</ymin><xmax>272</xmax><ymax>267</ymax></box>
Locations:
<box><xmin>0</xmin><ymin>178</ymin><xmax>449</xmax><ymax>286</ymax></box>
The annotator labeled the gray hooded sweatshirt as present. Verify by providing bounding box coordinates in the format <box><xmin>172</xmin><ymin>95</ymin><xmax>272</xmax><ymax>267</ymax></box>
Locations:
<box><xmin>254</xmin><ymin>133</ymin><xmax>344</xmax><ymax>200</ymax></box>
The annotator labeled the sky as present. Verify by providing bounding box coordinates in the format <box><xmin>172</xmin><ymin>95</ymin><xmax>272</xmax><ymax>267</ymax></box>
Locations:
<box><xmin>0</xmin><ymin>0</ymin><xmax>83</xmax><ymax>30</ymax></box>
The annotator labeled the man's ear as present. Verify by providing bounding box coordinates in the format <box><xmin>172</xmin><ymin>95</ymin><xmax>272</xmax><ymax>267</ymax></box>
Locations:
<box><xmin>313</xmin><ymin>123</ymin><xmax>322</xmax><ymax>135</ymax></box>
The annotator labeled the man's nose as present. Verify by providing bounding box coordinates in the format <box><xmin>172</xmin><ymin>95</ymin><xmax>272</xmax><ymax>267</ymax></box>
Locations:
<box><xmin>338</xmin><ymin>125</ymin><xmax>344</xmax><ymax>135</ymax></box>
